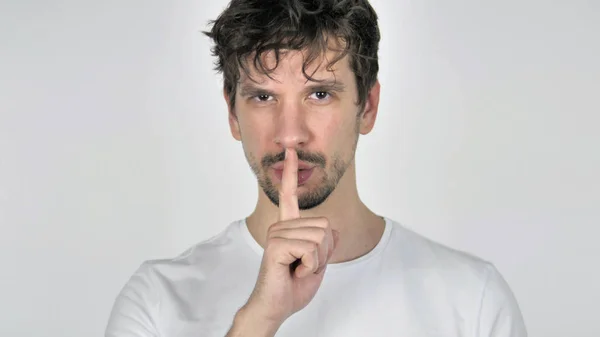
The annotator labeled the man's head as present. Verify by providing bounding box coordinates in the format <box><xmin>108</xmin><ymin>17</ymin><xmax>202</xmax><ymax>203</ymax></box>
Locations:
<box><xmin>204</xmin><ymin>0</ymin><xmax>381</xmax><ymax>210</ymax></box>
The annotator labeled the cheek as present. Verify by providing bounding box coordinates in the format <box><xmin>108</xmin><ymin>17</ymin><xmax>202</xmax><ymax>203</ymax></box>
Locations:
<box><xmin>237</xmin><ymin>115</ymin><xmax>273</xmax><ymax>156</ymax></box>
<box><xmin>314</xmin><ymin>113</ymin><xmax>357</xmax><ymax>148</ymax></box>
<box><xmin>238</xmin><ymin>112</ymin><xmax>261</xmax><ymax>140</ymax></box>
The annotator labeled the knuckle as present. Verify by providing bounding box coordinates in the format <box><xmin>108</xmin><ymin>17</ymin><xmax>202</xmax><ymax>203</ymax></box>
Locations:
<box><xmin>316</xmin><ymin>217</ymin><xmax>329</xmax><ymax>228</ymax></box>
<box><xmin>315</xmin><ymin>227</ymin><xmax>327</xmax><ymax>242</ymax></box>
<box><xmin>268</xmin><ymin>221</ymin><xmax>282</xmax><ymax>233</ymax></box>
<box><xmin>266</xmin><ymin>236</ymin><xmax>283</xmax><ymax>249</ymax></box>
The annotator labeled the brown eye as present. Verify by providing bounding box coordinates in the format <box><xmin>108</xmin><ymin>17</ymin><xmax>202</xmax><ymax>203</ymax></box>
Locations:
<box><xmin>252</xmin><ymin>94</ymin><xmax>273</xmax><ymax>102</ymax></box>
<box><xmin>311</xmin><ymin>91</ymin><xmax>331</xmax><ymax>100</ymax></box>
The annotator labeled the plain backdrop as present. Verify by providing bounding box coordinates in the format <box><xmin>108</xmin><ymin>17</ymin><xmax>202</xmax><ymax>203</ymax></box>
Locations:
<box><xmin>1</xmin><ymin>0</ymin><xmax>599</xmax><ymax>336</ymax></box>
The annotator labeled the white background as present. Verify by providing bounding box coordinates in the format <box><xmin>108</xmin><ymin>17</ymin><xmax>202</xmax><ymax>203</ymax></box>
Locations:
<box><xmin>1</xmin><ymin>0</ymin><xmax>599</xmax><ymax>336</ymax></box>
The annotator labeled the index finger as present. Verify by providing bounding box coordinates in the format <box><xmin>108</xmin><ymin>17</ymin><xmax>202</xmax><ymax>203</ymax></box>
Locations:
<box><xmin>279</xmin><ymin>148</ymin><xmax>300</xmax><ymax>221</ymax></box>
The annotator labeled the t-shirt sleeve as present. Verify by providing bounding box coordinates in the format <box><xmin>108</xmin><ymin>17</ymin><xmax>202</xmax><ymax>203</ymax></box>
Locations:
<box><xmin>105</xmin><ymin>262</ymin><xmax>160</xmax><ymax>337</ymax></box>
<box><xmin>476</xmin><ymin>264</ymin><xmax>528</xmax><ymax>337</ymax></box>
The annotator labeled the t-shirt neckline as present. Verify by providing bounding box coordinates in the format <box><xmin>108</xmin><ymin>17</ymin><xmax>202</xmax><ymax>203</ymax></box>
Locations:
<box><xmin>237</xmin><ymin>216</ymin><xmax>393</xmax><ymax>271</ymax></box>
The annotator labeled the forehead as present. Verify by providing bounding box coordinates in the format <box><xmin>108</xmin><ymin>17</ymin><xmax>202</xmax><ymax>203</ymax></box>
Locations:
<box><xmin>239</xmin><ymin>46</ymin><xmax>353</xmax><ymax>86</ymax></box>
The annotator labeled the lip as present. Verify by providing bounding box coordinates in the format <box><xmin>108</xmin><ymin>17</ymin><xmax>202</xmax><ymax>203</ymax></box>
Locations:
<box><xmin>272</xmin><ymin>167</ymin><xmax>315</xmax><ymax>185</ymax></box>
<box><xmin>271</xmin><ymin>161</ymin><xmax>316</xmax><ymax>171</ymax></box>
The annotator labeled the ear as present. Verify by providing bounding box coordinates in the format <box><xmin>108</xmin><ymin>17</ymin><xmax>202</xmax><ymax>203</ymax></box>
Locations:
<box><xmin>358</xmin><ymin>80</ymin><xmax>381</xmax><ymax>135</ymax></box>
<box><xmin>224</xmin><ymin>88</ymin><xmax>242</xmax><ymax>141</ymax></box>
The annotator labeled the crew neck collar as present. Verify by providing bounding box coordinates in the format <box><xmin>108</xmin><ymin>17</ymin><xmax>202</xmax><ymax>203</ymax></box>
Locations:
<box><xmin>237</xmin><ymin>216</ymin><xmax>393</xmax><ymax>271</ymax></box>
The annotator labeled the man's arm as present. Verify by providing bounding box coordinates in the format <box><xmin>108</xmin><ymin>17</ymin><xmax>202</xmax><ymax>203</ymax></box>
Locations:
<box><xmin>105</xmin><ymin>263</ymin><xmax>159</xmax><ymax>337</ymax></box>
<box><xmin>476</xmin><ymin>264</ymin><xmax>528</xmax><ymax>337</ymax></box>
<box><xmin>224</xmin><ymin>303</ymin><xmax>281</xmax><ymax>337</ymax></box>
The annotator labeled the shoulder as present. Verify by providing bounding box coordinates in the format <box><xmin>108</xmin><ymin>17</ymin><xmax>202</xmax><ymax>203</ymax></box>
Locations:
<box><xmin>384</xmin><ymin>218</ymin><xmax>506</xmax><ymax>304</ymax></box>
<box><xmin>113</xmin><ymin>220</ymin><xmax>244</xmax><ymax>309</ymax></box>
<box><xmin>385</xmin><ymin>218</ymin><xmax>527</xmax><ymax>335</ymax></box>
<box><xmin>140</xmin><ymin>219</ymin><xmax>246</xmax><ymax>279</ymax></box>
<box><xmin>387</xmin><ymin>218</ymin><xmax>493</xmax><ymax>277</ymax></box>
<box><xmin>106</xmin><ymin>220</ymin><xmax>246</xmax><ymax>335</ymax></box>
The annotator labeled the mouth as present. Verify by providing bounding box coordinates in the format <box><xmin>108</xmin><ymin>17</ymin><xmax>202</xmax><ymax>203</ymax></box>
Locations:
<box><xmin>270</xmin><ymin>161</ymin><xmax>316</xmax><ymax>171</ymax></box>
<box><xmin>272</xmin><ymin>167</ymin><xmax>315</xmax><ymax>185</ymax></box>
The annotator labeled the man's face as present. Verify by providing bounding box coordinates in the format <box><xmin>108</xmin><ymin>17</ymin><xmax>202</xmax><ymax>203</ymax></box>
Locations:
<box><xmin>226</xmin><ymin>48</ymin><xmax>377</xmax><ymax>210</ymax></box>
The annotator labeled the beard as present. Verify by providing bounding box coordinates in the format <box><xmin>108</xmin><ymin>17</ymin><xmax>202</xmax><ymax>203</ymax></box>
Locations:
<box><xmin>243</xmin><ymin>112</ymin><xmax>362</xmax><ymax>210</ymax></box>
<box><xmin>248</xmin><ymin>149</ymin><xmax>350</xmax><ymax>210</ymax></box>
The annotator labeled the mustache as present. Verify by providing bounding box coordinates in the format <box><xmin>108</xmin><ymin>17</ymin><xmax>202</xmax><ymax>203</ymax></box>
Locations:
<box><xmin>262</xmin><ymin>150</ymin><xmax>326</xmax><ymax>168</ymax></box>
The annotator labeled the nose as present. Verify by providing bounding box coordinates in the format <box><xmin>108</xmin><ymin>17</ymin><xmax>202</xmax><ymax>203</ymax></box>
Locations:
<box><xmin>274</xmin><ymin>100</ymin><xmax>310</xmax><ymax>150</ymax></box>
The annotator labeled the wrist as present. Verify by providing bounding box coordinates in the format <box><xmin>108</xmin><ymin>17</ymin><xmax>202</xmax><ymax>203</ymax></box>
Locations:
<box><xmin>230</xmin><ymin>304</ymin><xmax>282</xmax><ymax>337</ymax></box>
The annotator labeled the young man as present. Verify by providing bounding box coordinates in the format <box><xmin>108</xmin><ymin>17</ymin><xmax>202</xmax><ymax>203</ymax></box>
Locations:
<box><xmin>106</xmin><ymin>0</ymin><xmax>527</xmax><ymax>336</ymax></box>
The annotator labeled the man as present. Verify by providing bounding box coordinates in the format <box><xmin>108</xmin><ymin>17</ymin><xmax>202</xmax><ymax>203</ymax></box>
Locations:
<box><xmin>106</xmin><ymin>0</ymin><xmax>527</xmax><ymax>336</ymax></box>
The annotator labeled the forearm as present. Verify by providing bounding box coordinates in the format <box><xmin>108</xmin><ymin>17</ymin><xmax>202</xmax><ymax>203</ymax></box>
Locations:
<box><xmin>225</xmin><ymin>305</ymin><xmax>282</xmax><ymax>337</ymax></box>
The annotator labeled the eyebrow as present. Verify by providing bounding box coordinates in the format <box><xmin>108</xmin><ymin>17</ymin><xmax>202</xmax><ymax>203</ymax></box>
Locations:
<box><xmin>239</xmin><ymin>79</ymin><xmax>346</xmax><ymax>97</ymax></box>
<box><xmin>306</xmin><ymin>80</ymin><xmax>346</xmax><ymax>93</ymax></box>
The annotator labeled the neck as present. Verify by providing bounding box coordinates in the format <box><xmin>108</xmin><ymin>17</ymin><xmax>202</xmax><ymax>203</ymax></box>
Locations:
<box><xmin>245</xmin><ymin>160</ymin><xmax>385</xmax><ymax>263</ymax></box>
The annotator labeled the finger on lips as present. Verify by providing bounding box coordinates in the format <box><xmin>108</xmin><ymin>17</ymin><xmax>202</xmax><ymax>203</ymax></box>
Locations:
<box><xmin>279</xmin><ymin>148</ymin><xmax>300</xmax><ymax>222</ymax></box>
<box><xmin>273</xmin><ymin>148</ymin><xmax>335</xmax><ymax>277</ymax></box>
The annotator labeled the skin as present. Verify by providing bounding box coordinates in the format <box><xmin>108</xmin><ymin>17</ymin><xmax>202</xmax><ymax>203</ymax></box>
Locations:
<box><xmin>224</xmin><ymin>46</ymin><xmax>386</xmax><ymax>336</ymax></box>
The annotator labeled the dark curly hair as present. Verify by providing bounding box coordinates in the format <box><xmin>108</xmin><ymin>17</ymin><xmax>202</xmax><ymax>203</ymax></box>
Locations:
<box><xmin>203</xmin><ymin>0</ymin><xmax>380</xmax><ymax>110</ymax></box>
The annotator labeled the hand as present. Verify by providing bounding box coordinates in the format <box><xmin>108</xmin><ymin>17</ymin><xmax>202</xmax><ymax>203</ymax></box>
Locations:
<box><xmin>243</xmin><ymin>148</ymin><xmax>339</xmax><ymax>329</ymax></box>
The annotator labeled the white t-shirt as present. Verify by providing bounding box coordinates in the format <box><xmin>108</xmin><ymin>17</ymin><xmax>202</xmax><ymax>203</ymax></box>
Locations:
<box><xmin>105</xmin><ymin>217</ymin><xmax>527</xmax><ymax>337</ymax></box>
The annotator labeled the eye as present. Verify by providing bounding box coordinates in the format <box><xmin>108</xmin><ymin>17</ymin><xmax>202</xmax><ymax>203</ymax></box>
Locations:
<box><xmin>310</xmin><ymin>91</ymin><xmax>331</xmax><ymax>100</ymax></box>
<box><xmin>252</xmin><ymin>94</ymin><xmax>274</xmax><ymax>102</ymax></box>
